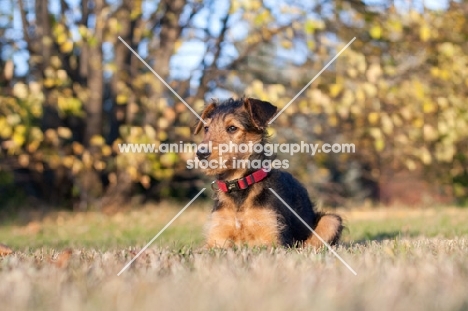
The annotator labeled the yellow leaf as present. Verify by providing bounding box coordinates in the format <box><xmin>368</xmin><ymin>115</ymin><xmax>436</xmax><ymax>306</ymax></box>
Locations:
<box><xmin>60</xmin><ymin>41</ymin><xmax>74</xmax><ymax>53</ymax></box>
<box><xmin>116</xmin><ymin>94</ymin><xmax>128</xmax><ymax>105</ymax></box>
<box><xmin>438</xmin><ymin>42</ymin><xmax>454</xmax><ymax>57</ymax></box>
<box><xmin>158</xmin><ymin>131</ymin><xmax>167</xmax><ymax>141</ymax></box>
<box><xmin>57</xmin><ymin>127</ymin><xmax>72</xmax><ymax>139</ymax></box>
<box><xmin>56</xmin><ymin>33</ymin><xmax>67</xmax><ymax>44</ymax></box>
<box><xmin>94</xmin><ymin>161</ymin><xmax>106</xmax><ymax>170</ymax></box>
<box><xmin>63</xmin><ymin>156</ymin><xmax>75</xmax><ymax>168</ymax></box>
<box><xmin>58</xmin><ymin>97</ymin><xmax>68</xmax><ymax>110</ymax></box>
<box><xmin>72</xmin><ymin>142</ymin><xmax>84</xmax><ymax>155</ymax></box>
<box><xmin>130</xmin><ymin>127</ymin><xmax>143</xmax><ymax>137</ymax></box>
<box><xmin>420</xmin><ymin>26</ymin><xmax>430</xmax><ymax>42</ymax></box>
<box><xmin>230</xmin><ymin>0</ymin><xmax>240</xmax><ymax>13</ymax></box>
<box><xmin>72</xmin><ymin>159</ymin><xmax>83</xmax><ymax>174</ymax></box>
<box><xmin>363</xmin><ymin>83</ymin><xmax>377</xmax><ymax>98</ymax></box>
<box><xmin>56</xmin><ymin>70</ymin><xmax>67</xmax><ymax>83</ymax></box>
<box><xmin>90</xmin><ymin>135</ymin><xmax>105</xmax><ymax>146</ymax></box>
<box><xmin>108</xmin><ymin>18</ymin><xmax>118</xmax><ymax>32</ymax></box>
<box><xmin>413</xmin><ymin>80</ymin><xmax>425</xmax><ymax>99</ymax></box>
<box><xmin>281</xmin><ymin>40</ymin><xmax>292</xmax><ymax>49</ymax></box>
<box><xmin>50</xmin><ymin>56</ymin><xmax>62</xmax><ymax>69</ymax></box>
<box><xmin>405</xmin><ymin>159</ymin><xmax>416</xmax><ymax>170</ymax></box>
<box><xmin>369</xmin><ymin>128</ymin><xmax>381</xmax><ymax>139</ymax></box>
<box><xmin>127</xmin><ymin>166</ymin><xmax>138</xmax><ymax>180</ymax></box>
<box><xmin>423</xmin><ymin>125</ymin><xmax>437</xmax><ymax>141</ymax></box>
<box><xmin>160</xmin><ymin>153</ymin><xmax>177</xmax><ymax>167</ymax></box>
<box><xmin>13</xmin><ymin>83</ymin><xmax>28</xmax><ymax>99</ymax></box>
<box><xmin>27</xmin><ymin>141</ymin><xmax>41</xmax><ymax>153</ymax></box>
<box><xmin>15</xmin><ymin>125</ymin><xmax>26</xmax><ymax>134</ymax></box>
<box><xmin>329</xmin><ymin>84</ymin><xmax>342</xmax><ymax>98</ymax></box>
<box><xmin>6</xmin><ymin>114</ymin><xmax>20</xmax><ymax>126</ymax></box>
<box><xmin>12</xmin><ymin>132</ymin><xmax>25</xmax><ymax>146</ymax></box>
<box><xmin>423</xmin><ymin>101</ymin><xmax>436</xmax><ymax>113</ymax></box>
<box><xmin>369</xmin><ymin>26</ymin><xmax>382</xmax><ymax>39</ymax></box>
<box><xmin>251</xmin><ymin>0</ymin><xmax>261</xmax><ymax>10</ymax></box>
<box><xmin>175</xmin><ymin>127</ymin><xmax>190</xmax><ymax>138</ymax></box>
<box><xmin>412</xmin><ymin>118</ymin><xmax>424</xmax><ymax>128</ymax></box>
<box><xmin>48</xmin><ymin>154</ymin><xmax>61</xmax><ymax>169</ymax></box>
<box><xmin>355</xmin><ymin>88</ymin><xmax>365</xmax><ymax>102</ymax></box>
<box><xmin>436</xmin><ymin>143</ymin><xmax>454</xmax><ymax>162</ymax></box>
<box><xmin>44</xmin><ymin>78</ymin><xmax>55</xmax><ymax>88</ymax></box>
<box><xmin>29</xmin><ymin>126</ymin><xmax>43</xmax><ymax>139</ymax></box>
<box><xmin>82</xmin><ymin>151</ymin><xmax>92</xmax><ymax>167</ymax></box>
<box><xmin>400</xmin><ymin>107</ymin><xmax>412</xmax><ymax>120</ymax></box>
<box><xmin>102</xmin><ymin>145</ymin><xmax>112</xmax><ymax>156</ymax></box>
<box><xmin>130</xmin><ymin>7</ymin><xmax>142</xmax><ymax>20</ymax></box>
<box><xmin>173</xmin><ymin>40</ymin><xmax>183</xmax><ymax>53</ymax></box>
<box><xmin>419</xmin><ymin>147</ymin><xmax>432</xmax><ymax>165</ymax></box>
<box><xmin>78</xmin><ymin>25</ymin><xmax>88</xmax><ymax>38</ymax></box>
<box><xmin>381</xmin><ymin>114</ymin><xmax>393</xmax><ymax>135</ymax></box>
<box><xmin>439</xmin><ymin>69</ymin><xmax>450</xmax><ymax>80</ymax></box>
<box><xmin>368</xmin><ymin>112</ymin><xmax>380</xmax><ymax>125</ymax></box>
<box><xmin>374</xmin><ymin>139</ymin><xmax>385</xmax><ymax>152</ymax></box>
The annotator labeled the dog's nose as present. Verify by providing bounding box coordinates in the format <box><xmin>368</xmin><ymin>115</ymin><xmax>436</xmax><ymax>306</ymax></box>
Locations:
<box><xmin>196</xmin><ymin>150</ymin><xmax>211</xmax><ymax>160</ymax></box>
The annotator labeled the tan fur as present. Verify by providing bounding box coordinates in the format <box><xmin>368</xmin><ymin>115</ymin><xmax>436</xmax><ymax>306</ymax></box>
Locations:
<box><xmin>205</xmin><ymin>208</ymin><xmax>237</xmax><ymax>247</ymax></box>
<box><xmin>205</xmin><ymin>184</ymin><xmax>281</xmax><ymax>247</ymax></box>
<box><xmin>205</xmin><ymin>208</ymin><xmax>280</xmax><ymax>247</ymax></box>
<box><xmin>194</xmin><ymin>104</ymin><xmax>264</xmax><ymax>176</ymax></box>
<box><xmin>305</xmin><ymin>214</ymin><xmax>342</xmax><ymax>248</ymax></box>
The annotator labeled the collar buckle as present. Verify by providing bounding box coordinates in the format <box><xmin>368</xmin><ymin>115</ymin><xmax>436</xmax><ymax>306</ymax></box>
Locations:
<box><xmin>226</xmin><ymin>179</ymin><xmax>240</xmax><ymax>192</ymax></box>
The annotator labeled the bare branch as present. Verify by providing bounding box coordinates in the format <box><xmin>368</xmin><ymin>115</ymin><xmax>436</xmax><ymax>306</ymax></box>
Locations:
<box><xmin>225</xmin><ymin>24</ymin><xmax>297</xmax><ymax>71</ymax></box>
<box><xmin>18</xmin><ymin>0</ymin><xmax>31</xmax><ymax>44</ymax></box>
<box><xmin>192</xmin><ymin>1</ymin><xmax>231</xmax><ymax>100</ymax></box>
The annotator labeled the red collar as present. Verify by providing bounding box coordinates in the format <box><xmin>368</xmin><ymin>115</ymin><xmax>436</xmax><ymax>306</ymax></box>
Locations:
<box><xmin>211</xmin><ymin>168</ymin><xmax>270</xmax><ymax>192</ymax></box>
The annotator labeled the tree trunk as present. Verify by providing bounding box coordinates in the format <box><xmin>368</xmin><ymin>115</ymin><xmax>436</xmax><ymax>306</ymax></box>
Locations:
<box><xmin>146</xmin><ymin>0</ymin><xmax>186</xmax><ymax>127</ymax></box>
<box><xmin>84</xmin><ymin>0</ymin><xmax>104</xmax><ymax>146</ymax></box>
<box><xmin>109</xmin><ymin>0</ymin><xmax>136</xmax><ymax>141</ymax></box>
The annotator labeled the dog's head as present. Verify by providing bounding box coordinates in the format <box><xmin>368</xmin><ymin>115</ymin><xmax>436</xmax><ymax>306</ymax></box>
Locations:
<box><xmin>193</xmin><ymin>98</ymin><xmax>277</xmax><ymax>176</ymax></box>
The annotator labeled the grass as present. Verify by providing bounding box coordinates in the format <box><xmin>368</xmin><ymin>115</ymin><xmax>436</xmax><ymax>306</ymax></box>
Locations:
<box><xmin>1</xmin><ymin>204</ymin><xmax>468</xmax><ymax>311</ymax></box>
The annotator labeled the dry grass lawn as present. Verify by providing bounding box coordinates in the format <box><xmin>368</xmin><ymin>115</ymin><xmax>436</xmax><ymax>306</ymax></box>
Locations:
<box><xmin>1</xmin><ymin>205</ymin><xmax>468</xmax><ymax>311</ymax></box>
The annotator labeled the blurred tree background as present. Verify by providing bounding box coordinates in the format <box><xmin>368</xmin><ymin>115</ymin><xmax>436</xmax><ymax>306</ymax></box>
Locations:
<box><xmin>0</xmin><ymin>0</ymin><xmax>467</xmax><ymax>210</ymax></box>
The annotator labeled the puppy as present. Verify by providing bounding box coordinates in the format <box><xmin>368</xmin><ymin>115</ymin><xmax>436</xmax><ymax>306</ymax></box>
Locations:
<box><xmin>194</xmin><ymin>97</ymin><xmax>343</xmax><ymax>248</ymax></box>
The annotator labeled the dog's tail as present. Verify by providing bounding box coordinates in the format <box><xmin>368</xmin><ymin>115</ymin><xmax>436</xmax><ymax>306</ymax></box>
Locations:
<box><xmin>306</xmin><ymin>212</ymin><xmax>343</xmax><ymax>249</ymax></box>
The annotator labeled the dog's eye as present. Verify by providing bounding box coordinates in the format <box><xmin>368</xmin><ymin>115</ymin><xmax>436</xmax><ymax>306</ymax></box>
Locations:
<box><xmin>226</xmin><ymin>126</ymin><xmax>238</xmax><ymax>133</ymax></box>
<box><xmin>204</xmin><ymin>126</ymin><xmax>209</xmax><ymax>133</ymax></box>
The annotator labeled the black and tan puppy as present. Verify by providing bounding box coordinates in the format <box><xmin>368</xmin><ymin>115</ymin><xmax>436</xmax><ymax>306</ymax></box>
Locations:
<box><xmin>194</xmin><ymin>97</ymin><xmax>343</xmax><ymax>248</ymax></box>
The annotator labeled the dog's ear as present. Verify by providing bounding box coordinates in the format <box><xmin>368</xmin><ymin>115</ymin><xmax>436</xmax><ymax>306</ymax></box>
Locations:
<box><xmin>243</xmin><ymin>98</ymin><xmax>277</xmax><ymax>129</ymax></box>
<box><xmin>194</xmin><ymin>102</ymin><xmax>217</xmax><ymax>134</ymax></box>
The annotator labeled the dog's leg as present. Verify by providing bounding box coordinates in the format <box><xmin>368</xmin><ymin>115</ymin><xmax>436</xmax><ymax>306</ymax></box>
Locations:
<box><xmin>204</xmin><ymin>209</ymin><xmax>237</xmax><ymax>248</ymax></box>
<box><xmin>305</xmin><ymin>213</ymin><xmax>343</xmax><ymax>249</ymax></box>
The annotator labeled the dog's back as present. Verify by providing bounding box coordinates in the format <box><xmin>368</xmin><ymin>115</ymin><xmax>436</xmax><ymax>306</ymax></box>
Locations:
<box><xmin>258</xmin><ymin>169</ymin><xmax>343</xmax><ymax>247</ymax></box>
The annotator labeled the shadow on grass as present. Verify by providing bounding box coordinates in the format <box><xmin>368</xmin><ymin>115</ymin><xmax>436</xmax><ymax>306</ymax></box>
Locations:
<box><xmin>343</xmin><ymin>230</ymin><xmax>418</xmax><ymax>247</ymax></box>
